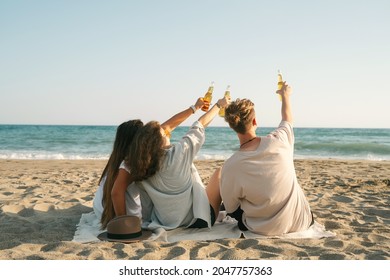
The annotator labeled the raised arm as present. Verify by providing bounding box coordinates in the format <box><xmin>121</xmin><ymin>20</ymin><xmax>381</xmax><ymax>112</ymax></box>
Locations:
<box><xmin>161</xmin><ymin>98</ymin><xmax>206</xmax><ymax>134</ymax></box>
<box><xmin>277</xmin><ymin>81</ymin><xmax>293</xmax><ymax>124</ymax></box>
<box><xmin>198</xmin><ymin>95</ymin><xmax>231</xmax><ymax>128</ymax></box>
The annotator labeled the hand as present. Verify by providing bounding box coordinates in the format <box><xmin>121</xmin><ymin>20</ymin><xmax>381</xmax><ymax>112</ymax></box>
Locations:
<box><xmin>195</xmin><ymin>97</ymin><xmax>208</xmax><ymax>111</ymax></box>
<box><xmin>276</xmin><ymin>81</ymin><xmax>292</xmax><ymax>98</ymax></box>
<box><xmin>217</xmin><ymin>94</ymin><xmax>231</xmax><ymax>108</ymax></box>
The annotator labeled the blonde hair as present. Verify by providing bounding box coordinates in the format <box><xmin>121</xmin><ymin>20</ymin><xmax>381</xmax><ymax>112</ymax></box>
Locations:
<box><xmin>224</xmin><ymin>98</ymin><xmax>255</xmax><ymax>134</ymax></box>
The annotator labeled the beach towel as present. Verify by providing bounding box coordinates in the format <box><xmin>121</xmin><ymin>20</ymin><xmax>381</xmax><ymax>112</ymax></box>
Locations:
<box><xmin>72</xmin><ymin>211</ymin><xmax>335</xmax><ymax>243</ymax></box>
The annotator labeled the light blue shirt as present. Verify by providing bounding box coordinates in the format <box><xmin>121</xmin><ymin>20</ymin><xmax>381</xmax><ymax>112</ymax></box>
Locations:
<box><xmin>136</xmin><ymin>121</ymin><xmax>211</xmax><ymax>230</ymax></box>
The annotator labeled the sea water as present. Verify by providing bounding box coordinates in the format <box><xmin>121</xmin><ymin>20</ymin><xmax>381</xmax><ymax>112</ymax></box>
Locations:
<box><xmin>0</xmin><ymin>125</ymin><xmax>389</xmax><ymax>161</ymax></box>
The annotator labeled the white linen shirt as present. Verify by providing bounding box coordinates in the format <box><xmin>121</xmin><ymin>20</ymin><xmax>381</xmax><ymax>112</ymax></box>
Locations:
<box><xmin>221</xmin><ymin>121</ymin><xmax>312</xmax><ymax>235</ymax></box>
<box><xmin>135</xmin><ymin>121</ymin><xmax>211</xmax><ymax>230</ymax></box>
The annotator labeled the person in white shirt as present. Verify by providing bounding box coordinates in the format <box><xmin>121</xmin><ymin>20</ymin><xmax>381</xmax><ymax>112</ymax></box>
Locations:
<box><xmin>93</xmin><ymin>120</ymin><xmax>143</xmax><ymax>229</ymax></box>
<box><xmin>219</xmin><ymin>80</ymin><xmax>313</xmax><ymax>235</ymax></box>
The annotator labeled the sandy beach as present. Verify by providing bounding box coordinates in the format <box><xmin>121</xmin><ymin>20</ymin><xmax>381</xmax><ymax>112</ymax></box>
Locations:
<box><xmin>0</xmin><ymin>159</ymin><xmax>389</xmax><ymax>260</ymax></box>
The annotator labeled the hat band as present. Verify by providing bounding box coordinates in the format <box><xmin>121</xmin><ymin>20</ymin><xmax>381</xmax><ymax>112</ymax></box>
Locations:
<box><xmin>107</xmin><ymin>230</ymin><xmax>142</xmax><ymax>240</ymax></box>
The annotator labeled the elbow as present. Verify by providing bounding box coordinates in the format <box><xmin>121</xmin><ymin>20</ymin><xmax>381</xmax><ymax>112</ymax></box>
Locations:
<box><xmin>111</xmin><ymin>187</ymin><xmax>122</xmax><ymax>201</ymax></box>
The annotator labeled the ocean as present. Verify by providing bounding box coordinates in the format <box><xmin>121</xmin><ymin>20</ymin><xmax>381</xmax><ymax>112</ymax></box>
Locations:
<box><xmin>0</xmin><ymin>125</ymin><xmax>389</xmax><ymax>161</ymax></box>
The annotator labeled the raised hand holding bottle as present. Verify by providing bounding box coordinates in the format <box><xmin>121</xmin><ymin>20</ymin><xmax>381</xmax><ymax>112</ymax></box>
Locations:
<box><xmin>201</xmin><ymin>81</ymin><xmax>214</xmax><ymax>111</ymax></box>
<box><xmin>277</xmin><ymin>70</ymin><xmax>283</xmax><ymax>101</ymax></box>
<box><xmin>219</xmin><ymin>85</ymin><xmax>231</xmax><ymax>117</ymax></box>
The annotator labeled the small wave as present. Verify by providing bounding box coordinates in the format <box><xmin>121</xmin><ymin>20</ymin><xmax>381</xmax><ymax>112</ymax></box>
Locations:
<box><xmin>293</xmin><ymin>153</ymin><xmax>389</xmax><ymax>161</ymax></box>
<box><xmin>0</xmin><ymin>152</ymin><xmax>109</xmax><ymax>160</ymax></box>
<box><xmin>195</xmin><ymin>153</ymin><xmax>230</xmax><ymax>160</ymax></box>
<box><xmin>295</xmin><ymin>142</ymin><xmax>390</xmax><ymax>159</ymax></box>
<box><xmin>297</xmin><ymin>142</ymin><xmax>390</xmax><ymax>153</ymax></box>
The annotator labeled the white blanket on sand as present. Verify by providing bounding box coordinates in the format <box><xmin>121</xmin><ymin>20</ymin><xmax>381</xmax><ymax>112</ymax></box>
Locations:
<box><xmin>72</xmin><ymin>211</ymin><xmax>336</xmax><ymax>243</ymax></box>
<box><xmin>73</xmin><ymin>212</ymin><xmax>336</xmax><ymax>243</ymax></box>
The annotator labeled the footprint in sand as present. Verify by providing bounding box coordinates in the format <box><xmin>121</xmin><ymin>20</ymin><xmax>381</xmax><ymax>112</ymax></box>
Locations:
<box><xmin>63</xmin><ymin>180</ymin><xmax>74</xmax><ymax>184</ymax></box>
<box><xmin>1</xmin><ymin>191</ymin><xmax>14</xmax><ymax>196</ymax></box>
<box><xmin>319</xmin><ymin>253</ymin><xmax>346</xmax><ymax>260</ymax></box>
<box><xmin>331</xmin><ymin>195</ymin><xmax>354</xmax><ymax>203</ymax></box>
<box><xmin>367</xmin><ymin>233</ymin><xmax>389</xmax><ymax>243</ymax></box>
<box><xmin>324</xmin><ymin>220</ymin><xmax>341</xmax><ymax>229</ymax></box>
<box><xmin>324</xmin><ymin>239</ymin><xmax>344</xmax><ymax>248</ymax></box>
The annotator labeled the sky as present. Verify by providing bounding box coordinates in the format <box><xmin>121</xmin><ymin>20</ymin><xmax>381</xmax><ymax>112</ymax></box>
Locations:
<box><xmin>0</xmin><ymin>0</ymin><xmax>389</xmax><ymax>128</ymax></box>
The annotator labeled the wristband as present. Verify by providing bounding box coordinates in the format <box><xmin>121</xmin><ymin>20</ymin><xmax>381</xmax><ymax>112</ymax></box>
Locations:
<box><xmin>190</xmin><ymin>105</ymin><xmax>196</xmax><ymax>114</ymax></box>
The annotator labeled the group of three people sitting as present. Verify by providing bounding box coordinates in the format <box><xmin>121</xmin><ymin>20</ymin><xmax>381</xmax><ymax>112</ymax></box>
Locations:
<box><xmin>93</xmin><ymin>80</ymin><xmax>313</xmax><ymax>240</ymax></box>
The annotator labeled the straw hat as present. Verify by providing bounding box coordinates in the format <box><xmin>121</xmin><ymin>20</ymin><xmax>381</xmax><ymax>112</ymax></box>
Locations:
<box><xmin>98</xmin><ymin>215</ymin><xmax>152</xmax><ymax>243</ymax></box>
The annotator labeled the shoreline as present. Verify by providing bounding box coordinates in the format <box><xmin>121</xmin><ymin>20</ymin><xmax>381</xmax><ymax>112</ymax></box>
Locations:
<box><xmin>0</xmin><ymin>158</ymin><xmax>389</xmax><ymax>260</ymax></box>
<box><xmin>1</xmin><ymin>157</ymin><xmax>389</xmax><ymax>162</ymax></box>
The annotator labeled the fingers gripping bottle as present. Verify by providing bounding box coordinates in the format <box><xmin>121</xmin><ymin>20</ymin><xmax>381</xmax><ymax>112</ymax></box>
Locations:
<box><xmin>277</xmin><ymin>70</ymin><xmax>283</xmax><ymax>101</ymax></box>
<box><xmin>219</xmin><ymin>85</ymin><xmax>231</xmax><ymax>117</ymax></box>
<box><xmin>201</xmin><ymin>81</ymin><xmax>214</xmax><ymax>111</ymax></box>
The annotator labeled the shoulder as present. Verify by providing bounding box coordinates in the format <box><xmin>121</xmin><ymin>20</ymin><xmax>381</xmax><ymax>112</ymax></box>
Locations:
<box><xmin>119</xmin><ymin>160</ymin><xmax>131</xmax><ymax>173</ymax></box>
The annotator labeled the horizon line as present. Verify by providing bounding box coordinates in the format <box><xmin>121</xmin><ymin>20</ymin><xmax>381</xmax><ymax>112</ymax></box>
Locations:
<box><xmin>1</xmin><ymin>123</ymin><xmax>389</xmax><ymax>130</ymax></box>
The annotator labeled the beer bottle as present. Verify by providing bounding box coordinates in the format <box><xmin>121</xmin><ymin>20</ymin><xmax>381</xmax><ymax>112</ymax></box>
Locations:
<box><xmin>201</xmin><ymin>81</ymin><xmax>214</xmax><ymax>111</ymax></box>
<box><xmin>218</xmin><ymin>85</ymin><xmax>230</xmax><ymax>117</ymax></box>
<box><xmin>277</xmin><ymin>70</ymin><xmax>283</xmax><ymax>101</ymax></box>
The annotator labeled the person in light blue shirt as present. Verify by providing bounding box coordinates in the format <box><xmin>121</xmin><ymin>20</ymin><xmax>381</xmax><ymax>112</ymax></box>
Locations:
<box><xmin>127</xmin><ymin>95</ymin><xmax>230</xmax><ymax>230</ymax></box>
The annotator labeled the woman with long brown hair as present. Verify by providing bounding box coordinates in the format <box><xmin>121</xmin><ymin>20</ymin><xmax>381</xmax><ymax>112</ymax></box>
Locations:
<box><xmin>128</xmin><ymin>94</ymin><xmax>230</xmax><ymax>230</ymax></box>
<box><xmin>93</xmin><ymin>119</ymin><xmax>143</xmax><ymax>229</ymax></box>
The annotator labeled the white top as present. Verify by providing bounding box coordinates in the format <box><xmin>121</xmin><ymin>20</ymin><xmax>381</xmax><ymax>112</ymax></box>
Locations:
<box><xmin>221</xmin><ymin>121</ymin><xmax>312</xmax><ymax>235</ymax></box>
<box><xmin>135</xmin><ymin>121</ymin><xmax>211</xmax><ymax>230</ymax></box>
<box><xmin>93</xmin><ymin>161</ymin><xmax>141</xmax><ymax>222</ymax></box>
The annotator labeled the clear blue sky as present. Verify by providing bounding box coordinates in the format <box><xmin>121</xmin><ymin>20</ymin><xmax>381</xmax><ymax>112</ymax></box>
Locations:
<box><xmin>1</xmin><ymin>0</ymin><xmax>389</xmax><ymax>128</ymax></box>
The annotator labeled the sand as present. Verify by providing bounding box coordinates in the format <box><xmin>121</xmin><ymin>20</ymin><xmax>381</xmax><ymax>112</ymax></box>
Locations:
<box><xmin>0</xmin><ymin>159</ymin><xmax>389</xmax><ymax>260</ymax></box>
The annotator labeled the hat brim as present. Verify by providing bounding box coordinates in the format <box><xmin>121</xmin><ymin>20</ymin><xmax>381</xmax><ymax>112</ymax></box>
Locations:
<box><xmin>97</xmin><ymin>230</ymin><xmax>152</xmax><ymax>243</ymax></box>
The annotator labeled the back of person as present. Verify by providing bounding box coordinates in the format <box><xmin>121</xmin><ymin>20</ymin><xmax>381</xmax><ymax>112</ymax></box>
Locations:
<box><xmin>221</xmin><ymin>82</ymin><xmax>313</xmax><ymax>236</ymax></box>
<box><xmin>129</xmin><ymin>95</ymin><xmax>230</xmax><ymax>231</ymax></box>
<box><xmin>93</xmin><ymin>161</ymin><xmax>142</xmax><ymax>222</ymax></box>
<box><xmin>92</xmin><ymin>119</ymin><xmax>143</xmax><ymax>229</ymax></box>
<box><xmin>135</xmin><ymin>131</ymin><xmax>208</xmax><ymax>229</ymax></box>
<box><xmin>221</xmin><ymin>121</ymin><xmax>312</xmax><ymax>235</ymax></box>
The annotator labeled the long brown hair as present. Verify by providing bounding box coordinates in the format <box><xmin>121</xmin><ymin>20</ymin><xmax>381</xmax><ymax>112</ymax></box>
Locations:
<box><xmin>225</xmin><ymin>99</ymin><xmax>255</xmax><ymax>134</ymax></box>
<box><xmin>126</xmin><ymin>121</ymin><xmax>166</xmax><ymax>182</ymax></box>
<box><xmin>99</xmin><ymin>119</ymin><xmax>143</xmax><ymax>229</ymax></box>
